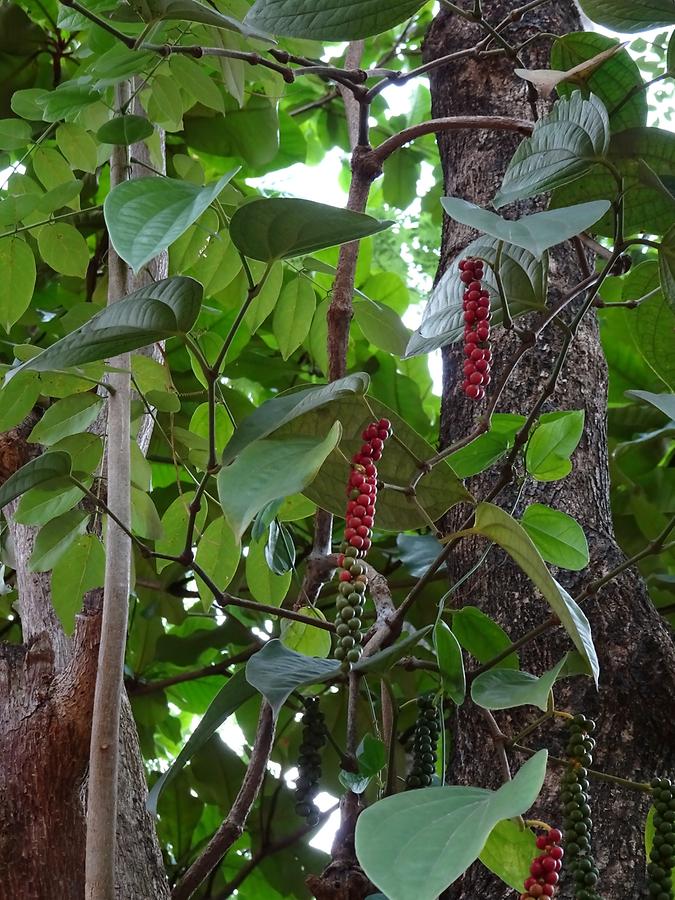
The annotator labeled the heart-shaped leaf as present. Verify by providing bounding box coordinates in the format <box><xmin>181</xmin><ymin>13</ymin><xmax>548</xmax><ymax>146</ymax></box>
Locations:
<box><xmin>472</xmin><ymin>503</ymin><xmax>599</xmax><ymax>685</ymax></box>
<box><xmin>355</xmin><ymin>750</ymin><xmax>548</xmax><ymax>900</ymax></box>
<box><xmin>222</xmin><ymin>373</ymin><xmax>369</xmax><ymax>465</ymax></box>
<box><xmin>245</xmin><ymin>639</ymin><xmax>341</xmax><ymax>717</ymax></box>
<box><xmin>229</xmin><ymin>198</ymin><xmax>392</xmax><ymax>262</ymax></box>
<box><xmin>147</xmin><ymin>669</ymin><xmax>256</xmax><ymax>815</ymax></box>
<box><xmin>494</xmin><ymin>92</ymin><xmax>610</xmax><ymax>209</ymax></box>
<box><xmin>525</xmin><ymin>410</ymin><xmax>584</xmax><ymax>482</ymax></box>
<box><xmin>0</xmin><ymin>451</ymin><xmax>72</xmax><ymax>510</ymax></box>
<box><xmin>11</xmin><ymin>277</ymin><xmax>202</xmax><ymax>374</ymax></box>
<box><xmin>104</xmin><ymin>171</ymin><xmax>238</xmax><ymax>272</ymax></box>
<box><xmin>0</xmin><ymin>236</ymin><xmax>36</xmax><ymax>333</ymax></box>
<box><xmin>471</xmin><ymin>655</ymin><xmax>568</xmax><ymax>711</ymax></box>
<box><xmin>479</xmin><ymin>819</ymin><xmax>538</xmax><ymax>891</ymax></box>
<box><xmin>451</xmin><ymin>606</ymin><xmax>519</xmax><ymax>670</ymax></box>
<box><xmin>440</xmin><ymin>197</ymin><xmax>610</xmax><ymax>258</ymax></box>
<box><xmin>218</xmin><ymin>423</ymin><xmax>342</xmax><ymax>541</ymax></box>
<box><xmin>520</xmin><ymin>504</ymin><xmax>589</xmax><ymax>571</ymax></box>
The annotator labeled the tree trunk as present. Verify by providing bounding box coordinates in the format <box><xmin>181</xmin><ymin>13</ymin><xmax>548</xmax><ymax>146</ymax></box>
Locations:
<box><xmin>0</xmin><ymin>95</ymin><xmax>171</xmax><ymax>900</ymax></box>
<box><xmin>425</xmin><ymin>3</ymin><xmax>675</xmax><ymax>899</ymax></box>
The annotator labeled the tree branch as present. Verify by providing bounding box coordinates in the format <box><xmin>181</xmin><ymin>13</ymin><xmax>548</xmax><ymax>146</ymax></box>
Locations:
<box><xmin>171</xmin><ymin>702</ymin><xmax>276</xmax><ymax>900</ymax></box>
<box><xmin>85</xmin><ymin>84</ymin><xmax>132</xmax><ymax>900</ymax></box>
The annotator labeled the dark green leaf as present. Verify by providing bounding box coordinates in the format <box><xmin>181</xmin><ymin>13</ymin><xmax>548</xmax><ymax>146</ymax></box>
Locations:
<box><xmin>578</xmin><ymin>0</ymin><xmax>675</xmax><ymax>32</ymax></box>
<box><xmin>355</xmin><ymin>751</ymin><xmax>548</xmax><ymax>900</ymax></box>
<box><xmin>625</xmin><ymin>390</ymin><xmax>675</xmax><ymax>420</ymax></box>
<box><xmin>354</xmin><ymin>626</ymin><xmax>433</xmax><ymax>674</ymax></box>
<box><xmin>245</xmin><ymin>0</ymin><xmax>426</xmax><ymax>40</ymax></box>
<box><xmin>12</xmin><ymin>277</ymin><xmax>202</xmax><ymax>373</ymax></box>
<box><xmin>217</xmin><ymin>423</ymin><xmax>342</xmax><ymax>541</ymax></box>
<box><xmin>149</xmin><ymin>0</ymin><xmax>271</xmax><ymax>39</ymax></box>
<box><xmin>285</xmin><ymin>394</ymin><xmax>472</xmax><ymax>532</ymax></box>
<box><xmin>659</xmin><ymin>222</ymin><xmax>675</xmax><ymax>313</ymax></box>
<box><xmin>0</xmin><ymin>451</ymin><xmax>71</xmax><ymax>510</ymax></box>
<box><xmin>28</xmin><ymin>394</ymin><xmax>104</xmax><ymax>446</ymax></box>
<box><xmin>104</xmin><ymin>172</ymin><xmax>238</xmax><ymax>273</ymax></box>
<box><xmin>96</xmin><ymin>115</ymin><xmax>154</xmax><ymax>145</ymax></box>
<box><xmin>147</xmin><ymin>670</ymin><xmax>256</xmax><ymax>815</ymax></box>
<box><xmin>551</xmin><ymin>33</ymin><xmax>647</xmax><ymax>132</ymax></box>
<box><xmin>51</xmin><ymin>533</ymin><xmax>105</xmax><ymax>634</ymax></box>
<box><xmin>357</xmin><ymin>734</ymin><xmax>387</xmax><ymax>777</ymax></box>
<box><xmin>265</xmin><ymin>519</ymin><xmax>296</xmax><ymax>574</ymax></box>
<box><xmin>29</xmin><ymin>508</ymin><xmax>89</xmax><ymax>572</ymax></box>
<box><xmin>353</xmin><ymin>296</ymin><xmax>410</xmax><ymax>356</ymax></box>
<box><xmin>494</xmin><ymin>92</ymin><xmax>610</xmax><ymax>209</ymax></box>
<box><xmin>222</xmin><ymin>373</ymin><xmax>369</xmax><ymax>465</ymax></box>
<box><xmin>229</xmin><ymin>198</ymin><xmax>393</xmax><ymax>262</ymax></box>
<box><xmin>245</xmin><ymin>639</ymin><xmax>341</xmax><ymax>717</ymax></box>
<box><xmin>396</xmin><ymin>533</ymin><xmax>444</xmax><ymax>577</ymax></box>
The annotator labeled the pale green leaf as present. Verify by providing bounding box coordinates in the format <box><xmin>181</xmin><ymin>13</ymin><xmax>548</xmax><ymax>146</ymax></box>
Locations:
<box><xmin>51</xmin><ymin>533</ymin><xmax>105</xmax><ymax>634</ymax></box>
<box><xmin>29</xmin><ymin>509</ymin><xmax>89</xmax><ymax>572</ymax></box>
<box><xmin>0</xmin><ymin>236</ymin><xmax>35</xmax><ymax>332</ymax></box>
<box><xmin>281</xmin><ymin>606</ymin><xmax>332</xmax><ymax>658</ymax></box>
<box><xmin>245</xmin><ymin>536</ymin><xmax>292</xmax><ymax>606</ymax></box>
<box><xmin>525</xmin><ymin>410</ymin><xmax>584</xmax><ymax>481</ymax></box>
<box><xmin>434</xmin><ymin>621</ymin><xmax>465</xmax><ymax>705</ymax></box>
<box><xmin>471</xmin><ymin>656</ymin><xmax>568</xmax><ymax>711</ymax></box>
<box><xmin>520</xmin><ymin>504</ymin><xmax>589</xmax><ymax>571</ymax></box>
<box><xmin>28</xmin><ymin>394</ymin><xmax>104</xmax><ymax>446</ymax></box>
<box><xmin>479</xmin><ymin>819</ymin><xmax>537</xmax><ymax>891</ymax></box>
<box><xmin>37</xmin><ymin>223</ymin><xmax>89</xmax><ymax>278</ymax></box>
<box><xmin>56</xmin><ymin>123</ymin><xmax>98</xmax><ymax>173</ymax></box>
<box><xmin>272</xmin><ymin>276</ymin><xmax>316</xmax><ymax>359</ymax></box>
<box><xmin>0</xmin><ymin>452</ymin><xmax>72</xmax><ymax>510</ymax></box>
<box><xmin>194</xmin><ymin>517</ymin><xmax>240</xmax><ymax>610</ymax></box>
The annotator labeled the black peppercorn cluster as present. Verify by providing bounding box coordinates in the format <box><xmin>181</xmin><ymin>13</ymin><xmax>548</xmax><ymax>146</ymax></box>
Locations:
<box><xmin>405</xmin><ymin>693</ymin><xmax>440</xmax><ymax>789</ymax></box>
<box><xmin>294</xmin><ymin>698</ymin><xmax>326</xmax><ymax>827</ymax></box>
<box><xmin>562</xmin><ymin>715</ymin><xmax>602</xmax><ymax>899</ymax></box>
<box><xmin>647</xmin><ymin>776</ymin><xmax>675</xmax><ymax>900</ymax></box>
<box><xmin>333</xmin><ymin>418</ymin><xmax>392</xmax><ymax>667</ymax></box>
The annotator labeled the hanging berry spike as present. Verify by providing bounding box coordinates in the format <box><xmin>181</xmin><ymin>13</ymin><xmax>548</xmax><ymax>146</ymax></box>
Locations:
<box><xmin>405</xmin><ymin>693</ymin><xmax>441</xmax><ymax>789</ymax></box>
<box><xmin>647</xmin><ymin>776</ymin><xmax>674</xmax><ymax>900</ymax></box>
<box><xmin>521</xmin><ymin>826</ymin><xmax>564</xmax><ymax>899</ymax></box>
<box><xmin>458</xmin><ymin>256</ymin><xmax>491</xmax><ymax>401</ymax></box>
<box><xmin>294</xmin><ymin>697</ymin><xmax>327</xmax><ymax>827</ymax></box>
<box><xmin>562</xmin><ymin>715</ymin><xmax>602</xmax><ymax>900</ymax></box>
<box><xmin>333</xmin><ymin>417</ymin><xmax>392</xmax><ymax>668</ymax></box>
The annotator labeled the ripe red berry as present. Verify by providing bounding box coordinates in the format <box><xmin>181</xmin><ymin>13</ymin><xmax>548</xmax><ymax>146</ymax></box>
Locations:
<box><xmin>548</xmin><ymin>829</ymin><xmax>562</xmax><ymax>844</ymax></box>
<box><xmin>339</xmin><ymin>570</ymin><xmax>352</xmax><ymax>582</ymax></box>
<box><xmin>469</xmin><ymin>372</ymin><xmax>483</xmax><ymax>385</ymax></box>
<box><xmin>460</xmin><ymin>271</ymin><xmax>473</xmax><ymax>284</ymax></box>
<box><xmin>465</xmin><ymin>384</ymin><xmax>480</xmax><ymax>399</ymax></box>
<box><xmin>549</xmin><ymin>846</ymin><xmax>563</xmax><ymax>860</ymax></box>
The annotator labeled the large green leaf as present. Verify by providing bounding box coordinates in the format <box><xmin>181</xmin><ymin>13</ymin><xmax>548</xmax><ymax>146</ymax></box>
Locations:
<box><xmin>440</xmin><ymin>197</ymin><xmax>610</xmax><ymax>258</ymax></box>
<box><xmin>551</xmin><ymin>127</ymin><xmax>675</xmax><ymax>237</ymax></box>
<box><xmin>551</xmin><ymin>33</ymin><xmax>647</xmax><ymax>132</ymax></box>
<box><xmin>38</xmin><ymin>223</ymin><xmax>90</xmax><ymax>278</ymax></box>
<box><xmin>194</xmin><ymin>517</ymin><xmax>240</xmax><ymax>611</ymax></box>
<box><xmin>625</xmin><ymin>390</ymin><xmax>675</xmax><ymax>421</ymax></box>
<box><xmin>96</xmin><ymin>115</ymin><xmax>154</xmax><ymax>146</ymax></box>
<box><xmin>51</xmin><ymin>533</ymin><xmax>105</xmax><ymax>635</ymax></box>
<box><xmin>472</xmin><ymin>503</ymin><xmax>599</xmax><ymax>685</ymax></box>
<box><xmin>222</xmin><ymin>373</ymin><xmax>369</xmax><ymax>465</ymax></box>
<box><xmin>353</xmin><ymin>296</ymin><xmax>410</xmax><ymax>356</ymax></box>
<box><xmin>14</xmin><ymin>477</ymin><xmax>85</xmax><ymax>526</ymax></box>
<box><xmin>140</xmin><ymin>0</ymin><xmax>272</xmax><ymax>39</ymax></box>
<box><xmin>245</xmin><ymin>0</ymin><xmax>426</xmax><ymax>40</ymax></box>
<box><xmin>29</xmin><ymin>509</ymin><xmax>89</xmax><ymax>572</ymax></box>
<box><xmin>406</xmin><ymin>238</ymin><xmax>546</xmax><ymax>356</ymax></box>
<box><xmin>0</xmin><ymin>452</ymin><xmax>72</xmax><ymax>510</ymax></box>
<box><xmin>28</xmin><ymin>394</ymin><xmax>104</xmax><ymax>446</ymax></box>
<box><xmin>355</xmin><ymin>751</ymin><xmax>548</xmax><ymax>900</ymax></box>
<box><xmin>525</xmin><ymin>410</ymin><xmax>585</xmax><ymax>481</ymax></box>
<box><xmin>229</xmin><ymin>198</ymin><xmax>393</xmax><ymax>262</ymax></box>
<box><xmin>217</xmin><ymin>423</ymin><xmax>342</xmax><ymax>541</ymax></box>
<box><xmin>280</xmin><ymin>607</ymin><xmax>332</xmax><ymax>659</ymax></box>
<box><xmin>0</xmin><ymin>236</ymin><xmax>35</xmax><ymax>332</ymax></box>
<box><xmin>12</xmin><ymin>277</ymin><xmax>202</xmax><ymax>374</ymax></box>
<box><xmin>521</xmin><ymin>503</ymin><xmax>589</xmax><ymax>571</ymax></box>
<box><xmin>624</xmin><ymin>261</ymin><xmax>675</xmax><ymax>390</ymax></box>
<box><xmin>471</xmin><ymin>655</ymin><xmax>568</xmax><ymax>711</ymax></box>
<box><xmin>494</xmin><ymin>92</ymin><xmax>610</xmax><ymax>209</ymax></box>
<box><xmin>451</xmin><ymin>606</ymin><xmax>519</xmax><ymax>670</ymax></box>
<box><xmin>578</xmin><ymin>0</ymin><xmax>675</xmax><ymax>32</ymax></box>
<box><xmin>282</xmin><ymin>394</ymin><xmax>472</xmax><ymax>532</ymax></box>
<box><xmin>272</xmin><ymin>276</ymin><xmax>316</xmax><ymax>360</ymax></box>
<box><xmin>104</xmin><ymin>171</ymin><xmax>238</xmax><ymax>273</ymax></box>
<box><xmin>147</xmin><ymin>669</ymin><xmax>256</xmax><ymax>816</ymax></box>
<box><xmin>245</xmin><ymin>639</ymin><xmax>341</xmax><ymax>717</ymax></box>
<box><xmin>478</xmin><ymin>819</ymin><xmax>537</xmax><ymax>892</ymax></box>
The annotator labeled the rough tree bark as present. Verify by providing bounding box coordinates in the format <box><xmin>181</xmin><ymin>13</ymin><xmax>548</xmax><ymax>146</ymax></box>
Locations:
<box><xmin>425</xmin><ymin>3</ymin><xmax>675</xmax><ymax>898</ymax></box>
<box><xmin>0</xmin><ymin>89</ymin><xmax>171</xmax><ymax>900</ymax></box>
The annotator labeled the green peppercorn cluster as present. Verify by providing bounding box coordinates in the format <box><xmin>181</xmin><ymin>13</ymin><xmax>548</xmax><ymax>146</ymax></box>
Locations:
<box><xmin>294</xmin><ymin>698</ymin><xmax>326</xmax><ymax>827</ymax></box>
<box><xmin>562</xmin><ymin>715</ymin><xmax>602</xmax><ymax>900</ymax></box>
<box><xmin>334</xmin><ymin>559</ymin><xmax>367</xmax><ymax>667</ymax></box>
<box><xmin>405</xmin><ymin>693</ymin><xmax>440</xmax><ymax>789</ymax></box>
<box><xmin>647</xmin><ymin>776</ymin><xmax>675</xmax><ymax>900</ymax></box>
<box><xmin>332</xmin><ymin>418</ymin><xmax>392</xmax><ymax>668</ymax></box>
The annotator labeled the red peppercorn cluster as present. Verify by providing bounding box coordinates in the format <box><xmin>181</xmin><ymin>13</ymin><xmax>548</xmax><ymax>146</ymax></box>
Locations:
<box><xmin>521</xmin><ymin>828</ymin><xmax>564</xmax><ymax>899</ymax></box>
<box><xmin>333</xmin><ymin>418</ymin><xmax>392</xmax><ymax>667</ymax></box>
<box><xmin>459</xmin><ymin>256</ymin><xmax>491</xmax><ymax>401</ymax></box>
